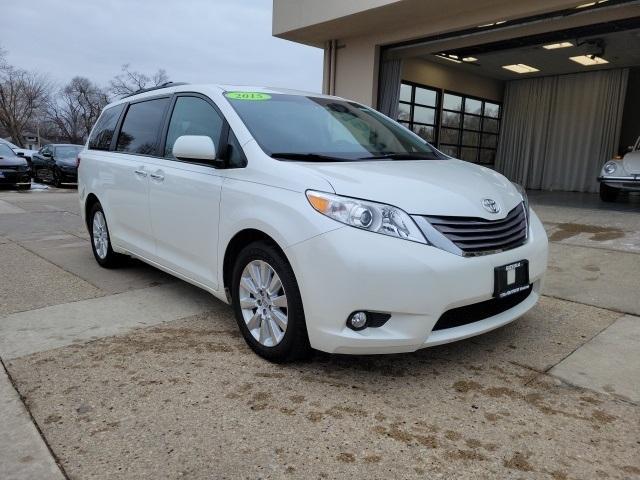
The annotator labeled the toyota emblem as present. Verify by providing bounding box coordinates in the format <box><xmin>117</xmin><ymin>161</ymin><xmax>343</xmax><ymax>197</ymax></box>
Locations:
<box><xmin>482</xmin><ymin>198</ymin><xmax>500</xmax><ymax>214</ymax></box>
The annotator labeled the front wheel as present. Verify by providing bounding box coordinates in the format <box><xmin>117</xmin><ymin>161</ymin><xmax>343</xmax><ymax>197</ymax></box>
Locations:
<box><xmin>600</xmin><ymin>183</ymin><xmax>619</xmax><ymax>202</ymax></box>
<box><xmin>89</xmin><ymin>203</ymin><xmax>124</xmax><ymax>268</ymax></box>
<box><xmin>231</xmin><ymin>241</ymin><xmax>311</xmax><ymax>362</ymax></box>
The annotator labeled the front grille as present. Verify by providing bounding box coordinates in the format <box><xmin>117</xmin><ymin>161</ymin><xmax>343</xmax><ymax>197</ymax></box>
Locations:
<box><xmin>423</xmin><ymin>204</ymin><xmax>527</xmax><ymax>255</ymax></box>
<box><xmin>433</xmin><ymin>285</ymin><xmax>533</xmax><ymax>331</ymax></box>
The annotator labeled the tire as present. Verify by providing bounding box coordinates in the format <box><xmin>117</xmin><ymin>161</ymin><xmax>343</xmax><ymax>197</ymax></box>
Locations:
<box><xmin>231</xmin><ymin>241</ymin><xmax>311</xmax><ymax>362</ymax></box>
<box><xmin>52</xmin><ymin>168</ymin><xmax>63</xmax><ymax>188</ymax></box>
<box><xmin>89</xmin><ymin>202</ymin><xmax>124</xmax><ymax>268</ymax></box>
<box><xmin>600</xmin><ymin>183</ymin><xmax>619</xmax><ymax>202</ymax></box>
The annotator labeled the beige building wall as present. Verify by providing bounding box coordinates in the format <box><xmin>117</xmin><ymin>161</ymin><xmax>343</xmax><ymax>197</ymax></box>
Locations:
<box><xmin>274</xmin><ymin>0</ymin><xmax>640</xmax><ymax>106</ymax></box>
<box><xmin>402</xmin><ymin>59</ymin><xmax>504</xmax><ymax>102</ymax></box>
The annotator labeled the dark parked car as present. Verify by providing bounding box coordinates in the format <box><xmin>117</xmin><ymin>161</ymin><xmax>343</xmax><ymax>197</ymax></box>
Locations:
<box><xmin>0</xmin><ymin>144</ymin><xmax>31</xmax><ymax>189</ymax></box>
<box><xmin>32</xmin><ymin>144</ymin><xmax>83</xmax><ymax>187</ymax></box>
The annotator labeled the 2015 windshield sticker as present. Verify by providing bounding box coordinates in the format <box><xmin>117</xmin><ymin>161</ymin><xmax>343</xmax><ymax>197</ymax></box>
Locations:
<box><xmin>225</xmin><ymin>92</ymin><xmax>272</xmax><ymax>101</ymax></box>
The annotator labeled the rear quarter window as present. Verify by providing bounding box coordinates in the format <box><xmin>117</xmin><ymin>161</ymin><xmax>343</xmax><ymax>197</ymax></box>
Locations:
<box><xmin>88</xmin><ymin>104</ymin><xmax>125</xmax><ymax>151</ymax></box>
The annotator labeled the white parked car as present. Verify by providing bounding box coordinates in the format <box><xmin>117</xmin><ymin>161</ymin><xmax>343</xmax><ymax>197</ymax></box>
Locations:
<box><xmin>0</xmin><ymin>138</ymin><xmax>39</xmax><ymax>161</ymax></box>
<box><xmin>598</xmin><ymin>136</ymin><xmax>640</xmax><ymax>201</ymax></box>
<box><xmin>79</xmin><ymin>84</ymin><xmax>548</xmax><ymax>362</ymax></box>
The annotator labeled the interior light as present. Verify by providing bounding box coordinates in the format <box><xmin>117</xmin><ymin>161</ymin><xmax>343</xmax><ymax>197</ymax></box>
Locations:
<box><xmin>436</xmin><ymin>54</ymin><xmax>462</xmax><ymax>64</ymax></box>
<box><xmin>502</xmin><ymin>64</ymin><xmax>540</xmax><ymax>74</ymax></box>
<box><xmin>569</xmin><ymin>55</ymin><xmax>609</xmax><ymax>66</ymax></box>
<box><xmin>543</xmin><ymin>42</ymin><xmax>574</xmax><ymax>49</ymax></box>
<box><xmin>478</xmin><ymin>20</ymin><xmax>506</xmax><ymax>28</ymax></box>
<box><xmin>462</xmin><ymin>57</ymin><xmax>478</xmax><ymax>62</ymax></box>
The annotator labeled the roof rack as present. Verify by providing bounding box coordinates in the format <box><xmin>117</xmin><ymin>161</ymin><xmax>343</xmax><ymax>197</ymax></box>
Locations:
<box><xmin>122</xmin><ymin>82</ymin><xmax>188</xmax><ymax>98</ymax></box>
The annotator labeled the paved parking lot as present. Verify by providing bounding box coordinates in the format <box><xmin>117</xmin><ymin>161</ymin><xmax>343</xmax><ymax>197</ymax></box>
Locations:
<box><xmin>1</xmin><ymin>186</ymin><xmax>639</xmax><ymax>479</ymax></box>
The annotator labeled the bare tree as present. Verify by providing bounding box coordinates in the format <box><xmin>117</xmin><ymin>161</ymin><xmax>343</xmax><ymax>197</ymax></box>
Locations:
<box><xmin>47</xmin><ymin>77</ymin><xmax>109</xmax><ymax>144</ymax></box>
<box><xmin>109</xmin><ymin>63</ymin><xmax>169</xmax><ymax>97</ymax></box>
<box><xmin>0</xmin><ymin>63</ymin><xmax>51</xmax><ymax>147</ymax></box>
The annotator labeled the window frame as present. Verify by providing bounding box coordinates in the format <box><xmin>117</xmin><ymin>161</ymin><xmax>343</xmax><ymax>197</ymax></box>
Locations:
<box><xmin>398</xmin><ymin>81</ymin><xmax>502</xmax><ymax>166</ymax></box>
<box><xmin>397</xmin><ymin>80</ymin><xmax>440</xmax><ymax>146</ymax></box>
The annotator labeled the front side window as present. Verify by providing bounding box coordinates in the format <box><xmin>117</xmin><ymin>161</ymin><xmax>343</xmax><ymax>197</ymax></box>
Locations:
<box><xmin>164</xmin><ymin>96</ymin><xmax>224</xmax><ymax>158</ymax></box>
<box><xmin>225</xmin><ymin>93</ymin><xmax>444</xmax><ymax>161</ymax></box>
<box><xmin>88</xmin><ymin>104</ymin><xmax>125</xmax><ymax>151</ymax></box>
<box><xmin>116</xmin><ymin>98</ymin><xmax>170</xmax><ymax>155</ymax></box>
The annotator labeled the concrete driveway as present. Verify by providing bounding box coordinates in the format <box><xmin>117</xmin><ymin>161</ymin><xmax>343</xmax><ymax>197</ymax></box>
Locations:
<box><xmin>1</xmin><ymin>186</ymin><xmax>639</xmax><ymax>479</ymax></box>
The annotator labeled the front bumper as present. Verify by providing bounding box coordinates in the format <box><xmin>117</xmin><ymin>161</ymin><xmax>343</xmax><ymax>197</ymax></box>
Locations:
<box><xmin>0</xmin><ymin>170</ymin><xmax>31</xmax><ymax>186</ymax></box>
<box><xmin>285</xmin><ymin>210</ymin><xmax>548</xmax><ymax>354</ymax></box>
<box><xmin>598</xmin><ymin>176</ymin><xmax>640</xmax><ymax>190</ymax></box>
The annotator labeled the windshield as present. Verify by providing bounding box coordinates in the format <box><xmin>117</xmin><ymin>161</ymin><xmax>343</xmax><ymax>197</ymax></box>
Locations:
<box><xmin>0</xmin><ymin>139</ymin><xmax>19</xmax><ymax>149</ymax></box>
<box><xmin>0</xmin><ymin>144</ymin><xmax>16</xmax><ymax>157</ymax></box>
<box><xmin>55</xmin><ymin>146</ymin><xmax>82</xmax><ymax>159</ymax></box>
<box><xmin>225</xmin><ymin>93</ymin><xmax>445</xmax><ymax>161</ymax></box>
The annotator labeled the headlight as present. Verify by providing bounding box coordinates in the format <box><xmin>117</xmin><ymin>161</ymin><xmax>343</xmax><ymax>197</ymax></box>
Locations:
<box><xmin>306</xmin><ymin>190</ymin><xmax>427</xmax><ymax>244</ymax></box>
<box><xmin>511</xmin><ymin>182</ymin><xmax>529</xmax><ymax>214</ymax></box>
<box><xmin>603</xmin><ymin>162</ymin><xmax>617</xmax><ymax>175</ymax></box>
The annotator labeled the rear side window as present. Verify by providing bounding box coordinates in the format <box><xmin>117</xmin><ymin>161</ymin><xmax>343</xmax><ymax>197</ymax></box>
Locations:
<box><xmin>116</xmin><ymin>98</ymin><xmax>170</xmax><ymax>155</ymax></box>
<box><xmin>164</xmin><ymin>96</ymin><xmax>224</xmax><ymax>158</ymax></box>
<box><xmin>88</xmin><ymin>104</ymin><xmax>125</xmax><ymax>151</ymax></box>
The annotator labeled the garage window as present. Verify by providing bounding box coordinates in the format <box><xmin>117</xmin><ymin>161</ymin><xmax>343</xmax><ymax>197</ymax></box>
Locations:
<box><xmin>398</xmin><ymin>81</ymin><xmax>501</xmax><ymax>165</ymax></box>
<box><xmin>398</xmin><ymin>82</ymin><xmax>439</xmax><ymax>144</ymax></box>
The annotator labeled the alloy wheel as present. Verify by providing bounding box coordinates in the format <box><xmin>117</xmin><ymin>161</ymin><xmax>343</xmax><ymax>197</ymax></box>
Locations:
<box><xmin>238</xmin><ymin>260</ymin><xmax>288</xmax><ymax>347</ymax></box>
<box><xmin>92</xmin><ymin>211</ymin><xmax>109</xmax><ymax>260</ymax></box>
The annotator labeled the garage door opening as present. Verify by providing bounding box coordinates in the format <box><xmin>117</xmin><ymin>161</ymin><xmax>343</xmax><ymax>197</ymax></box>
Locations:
<box><xmin>379</xmin><ymin>14</ymin><xmax>640</xmax><ymax>192</ymax></box>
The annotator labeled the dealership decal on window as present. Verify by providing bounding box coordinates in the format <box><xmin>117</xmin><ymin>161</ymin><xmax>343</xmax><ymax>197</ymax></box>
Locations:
<box><xmin>225</xmin><ymin>92</ymin><xmax>272</xmax><ymax>101</ymax></box>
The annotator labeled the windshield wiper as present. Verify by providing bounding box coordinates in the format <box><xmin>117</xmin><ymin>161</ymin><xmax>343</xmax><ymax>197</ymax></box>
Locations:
<box><xmin>359</xmin><ymin>153</ymin><xmax>440</xmax><ymax>160</ymax></box>
<box><xmin>270</xmin><ymin>152</ymin><xmax>350</xmax><ymax>162</ymax></box>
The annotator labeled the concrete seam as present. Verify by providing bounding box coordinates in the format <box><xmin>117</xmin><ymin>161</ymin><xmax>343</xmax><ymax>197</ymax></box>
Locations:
<box><xmin>0</xmin><ymin>356</ymin><xmax>71</xmax><ymax>480</ymax></box>
<box><xmin>540</xmin><ymin>293</ymin><xmax>636</xmax><ymax>317</ymax></box>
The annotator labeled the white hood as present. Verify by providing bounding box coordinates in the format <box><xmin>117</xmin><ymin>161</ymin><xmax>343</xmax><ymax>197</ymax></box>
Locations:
<box><xmin>623</xmin><ymin>150</ymin><xmax>640</xmax><ymax>175</ymax></box>
<box><xmin>298</xmin><ymin>159</ymin><xmax>523</xmax><ymax>218</ymax></box>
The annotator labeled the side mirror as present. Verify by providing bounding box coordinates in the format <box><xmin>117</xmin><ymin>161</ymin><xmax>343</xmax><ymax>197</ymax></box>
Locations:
<box><xmin>173</xmin><ymin>135</ymin><xmax>217</xmax><ymax>163</ymax></box>
<box><xmin>16</xmin><ymin>151</ymin><xmax>24</xmax><ymax>157</ymax></box>
<box><xmin>43</xmin><ymin>151</ymin><xmax>52</xmax><ymax>158</ymax></box>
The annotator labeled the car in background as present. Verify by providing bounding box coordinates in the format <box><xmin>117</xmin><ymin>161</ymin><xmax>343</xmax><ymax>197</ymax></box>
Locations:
<box><xmin>0</xmin><ymin>143</ymin><xmax>31</xmax><ymax>189</ymax></box>
<box><xmin>598</xmin><ymin>136</ymin><xmax>640</xmax><ymax>201</ymax></box>
<box><xmin>0</xmin><ymin>138</ymin><xmax>39</xmax><ymax>163</ymax></box>
<box><xmin>32</xmin><ymin>144</ymin><xmax>83</xmax><ymax>187</ymax></box>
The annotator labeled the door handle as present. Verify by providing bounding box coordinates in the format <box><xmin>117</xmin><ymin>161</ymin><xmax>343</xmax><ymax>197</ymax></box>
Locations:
<box><xmin>149</xmin><ymin>172</ymin><xmax>164</xmax><ymax>182</ymax></box>
<box><xmin>134</xmin><ymin>169</ymin><xmax>147</xmax><ymax>177</ymax></box>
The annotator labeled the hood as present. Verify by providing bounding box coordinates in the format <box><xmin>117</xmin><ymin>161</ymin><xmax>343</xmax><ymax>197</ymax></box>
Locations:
<box><xmin>622</xmin><ymin>150</ymin><xmax>640</xmax><ymax>175</ymax></box>
<box><xmin>0</xmin><ymin>155</ymin><xmax>27</xmax><ymax>167</ymax></box>
<box><xmin>297</xmin><ymin>159</ymin><xmax>522</xmax><ymax>218</ymax></box>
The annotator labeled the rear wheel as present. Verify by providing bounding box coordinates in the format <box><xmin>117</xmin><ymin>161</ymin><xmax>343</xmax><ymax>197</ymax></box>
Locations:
<box><xmin>600</xmin><ymin>183</ymin><xmax>619</xmax><ymax>202</ymax></box>
<box><xmin>231</xmin><ymin>241</ymin><xmax>311</xmax><ymax>362</ymax></box>
<box><xmin>89</xmin><ymin>202</ymin><xmax>124</xmax><ymax>268</ymax></box>
<box><xmin>52</xmin><ymin>168</ymin><xmax>63</xmax><ymax>188</ymax></box>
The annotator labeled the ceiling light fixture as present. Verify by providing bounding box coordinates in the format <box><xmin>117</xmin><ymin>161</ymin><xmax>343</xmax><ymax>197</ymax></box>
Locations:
<box><xmin>502</xmin><ymin>64</ymin><xmax>540</xmax><ymax>74</ymax></box>
<box><xmin>569</xmin><ymin>55</ymin><xmax>609</xmax><ymax>66</ymax></box>
<box><xmin>478</xmin><ymin>20</ymin><xmax>506</xmax><ymax>28</ymax></box>
<box><xmin>576</xmin><ymin>2</ymin><xmax>596</xmax><ymax>8</ymax></box>
<box><xmin>436</xmin><ymin>54</ymin><xmax>462</xmax><ymax>63</ymax></box>
<box><xmin>462</xmin><ymin>57</ymin><xmax>478</xmax><ymax>62</ymax></box>
<box><xmin>543</xmin><ymin>42</ymin><xmax>574</xmax><ymax>49</ymax></box>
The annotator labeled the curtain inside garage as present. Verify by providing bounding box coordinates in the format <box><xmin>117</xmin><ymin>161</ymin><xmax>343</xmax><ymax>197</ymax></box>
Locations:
<box><xmin>378</xmin><ymin>58</ymin><xmax>403</xmax><ymax>119</ymax></box>
<box><xmin>496</xmin><ymin>68</ymin><xmax>629</xmax><ymax>192</ymax></box>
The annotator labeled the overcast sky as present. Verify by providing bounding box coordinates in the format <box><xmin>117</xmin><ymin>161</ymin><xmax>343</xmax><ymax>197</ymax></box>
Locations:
<box><xmin>2</xmin><ymin>0</ymin><xmax>323</xmax><ymax>92</ymax></box>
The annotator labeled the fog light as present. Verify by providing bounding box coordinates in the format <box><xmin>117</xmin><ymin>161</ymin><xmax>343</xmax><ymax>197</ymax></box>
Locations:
<box><xmin>348</xmin><ymin>311</ymin><xmax>368</xmax><ymax>330</ymax></box>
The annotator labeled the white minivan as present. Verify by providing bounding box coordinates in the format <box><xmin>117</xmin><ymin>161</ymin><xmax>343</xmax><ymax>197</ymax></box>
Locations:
<box><xmin>79</xmin><ymin>83</ymin><xmax>548</xmax><ymax>362</ymax></box>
